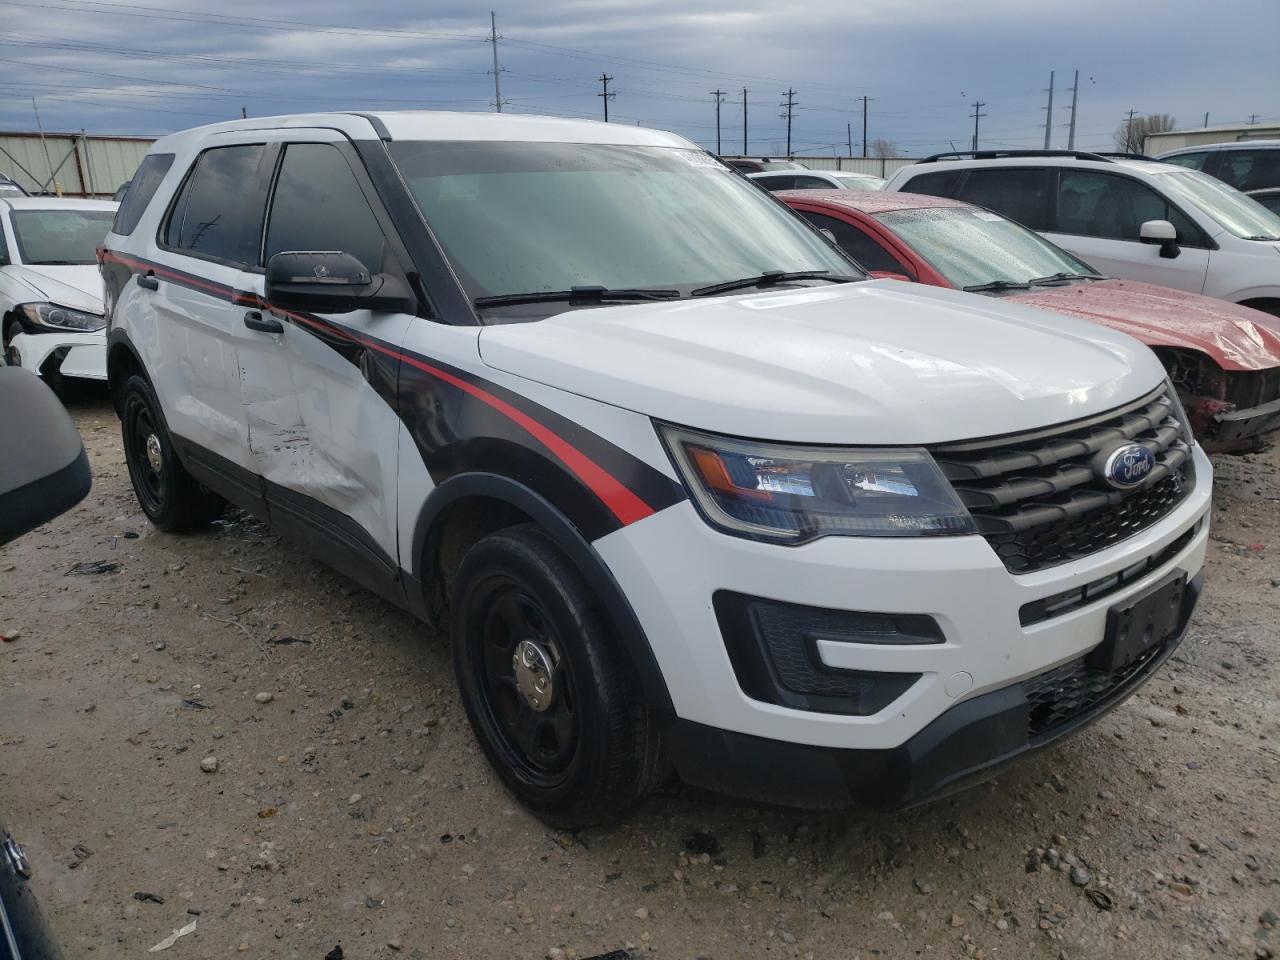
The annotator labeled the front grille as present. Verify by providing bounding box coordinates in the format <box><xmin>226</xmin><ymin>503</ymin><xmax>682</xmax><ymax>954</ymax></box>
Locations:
<box><xmin>932</xmin><ymin>388</ymin><xmax>1195</xmax><ymax>574</ymax></box>
<box><xmin>1023</xmin><ymin>636</ymin><xmax>1167</xmax><ymax>740</ymax></box>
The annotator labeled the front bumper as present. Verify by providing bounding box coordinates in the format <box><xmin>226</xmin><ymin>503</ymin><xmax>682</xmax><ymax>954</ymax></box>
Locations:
<box><xmin>664</xmin><ymin>572</ymin><xmax>1199</xmax><ymax>809</ymax></box>
<box><xmin>9</xmin><ymin>330</ymin><xmax>106</xmax><ymax>381</ymax></box>
<box><xmin>595</xmin><ymin>444</ymin><xmax>1212</xmax><ymax>760</ymax></box>
<box><xmin>1202</xmin><ymin>395</ymin><xmax>1280</xmax><ymax>451</ymax></box>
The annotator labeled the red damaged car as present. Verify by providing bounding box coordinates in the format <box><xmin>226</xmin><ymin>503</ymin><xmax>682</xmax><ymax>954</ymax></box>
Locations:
<box><xmin>783</xmin><ymin>189</ymin><xmax>1280</xmax><ymax>453</ymax></box>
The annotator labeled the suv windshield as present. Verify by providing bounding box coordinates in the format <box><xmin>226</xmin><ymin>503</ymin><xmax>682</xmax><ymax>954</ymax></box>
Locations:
<box><xmin>876</xmin><ymin>206</ymin><xmax>1099</xmax><ymax>289</ymax></box>
<box><xmin>1157</xmin><ymin>169</ymin><xmax>1280</xmax><ymax>241</ymax></box>
<box><xmin>11</xmin><ymin>208</ymin><xmax>115</xmax><ymax>265</ymax></box>
<box><xmin>387</xmin><ymin>141</ymin><xmax>857</xmax><ymax>308</ymax></box>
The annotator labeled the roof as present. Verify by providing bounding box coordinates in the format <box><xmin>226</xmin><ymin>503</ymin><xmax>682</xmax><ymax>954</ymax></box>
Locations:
<box><xmin>777</xmin><ymin>188</ymin><xmax>967</xmax><ymax>215</ymax></box>
<box><xmin>153</xmin><ymin>110</ymin><xmax>696</xmax><ymax>150</ymax></box>
<box><xmin>0</xmin><ymin>197</ymin><xmax>118</xmax><ymax>211</ymax></box>
<box><xmin>893</xmin><ymin>154</ymin><xmax>1188</xmax><ymax>178</ymax></box>
<box><xmin>1159</xmin><ymin>139</ymin><xmax>1280</xmax><ymax>155</ymax></box>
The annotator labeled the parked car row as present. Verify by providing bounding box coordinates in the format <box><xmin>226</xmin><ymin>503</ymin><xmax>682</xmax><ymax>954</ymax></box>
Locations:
<box><xmin>90</xmin><ymin>111</ymin><xmax>1219</xmax><ymax>828</ymax></box>
<box><xmin>780</xmin><ymin>188</ymin><xmax>1280</xmax><ymax>452</ymax></box>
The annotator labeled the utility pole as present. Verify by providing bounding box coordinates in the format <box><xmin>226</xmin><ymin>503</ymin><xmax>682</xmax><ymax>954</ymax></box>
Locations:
<box><xmin>1122</xmin><ymin>109</ymin><xmax>1138</xmax><ymax>152</ymax></box>
<box><xmin>240</xmin><ymin>105</ymin><xmax>247</xmax><ymax>119</ymax></box>
<box><xmin>1066</xmin><ymin>69</ymin><xmax>1079</xmax><ymax>150</ymax></box>
<box><xmin>488</xmin><ymin>11</ymin><xmax>505</xmax><ymax>113</ymax></box>
<box><xmin>710</xmin><ymin>89</ymin><xmax>725</xmax><ymax>155</ymax></box>
<box><xmin>742</xmin><ymin>87</ymin><xmax>748</xmax><ymax>154</ymax></box>
<box><xmin>597</xmin><ymin>74</ymin><xmax>614</xmax><ymax>122</ymax></box>
<box><xmin>1204</xmin><ymin>111</ymin><xmax>1210</xmax><ymax>127</ymax></box>
<box><xmin>779</xmin><ymin>89</ymin><xmax>797</xmax><ymax>158</ymax></box>
<box><xmin>969</xmin><ymin>100</ymin><xmax>987</xmax><ymax>152</ymax></box>
<box><xmin>1248</xmin><ymin>113</ymin><xmax>1260</xmax><ymax>125</ymax></box>
<box><xmin>846</xmin><ymin>122</ymin><xmax>853</xmax><ymax>159</ymax></box>
<box><xmin>859</xmin><ymin>95</ymin><xmax>871</xmax><ymax>157</ymax></box>
<box><xmin>1042</xmin><ymin>71</ymin><xmax>1055</xmax><ymax>149</ymax></box>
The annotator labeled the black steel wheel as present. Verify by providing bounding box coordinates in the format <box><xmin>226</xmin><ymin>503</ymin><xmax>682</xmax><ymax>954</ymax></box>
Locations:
<box><xmin>120</xmin><ymin>373</ymin><xmax>224</xmax><ymax>531</ymax></box>
<box><xmin>451</xmin><ymin>524</ymin><xmax>666</xmax><ymax>827</ymax></box>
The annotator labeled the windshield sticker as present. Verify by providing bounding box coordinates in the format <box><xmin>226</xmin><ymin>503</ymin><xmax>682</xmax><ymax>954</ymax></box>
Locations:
<box><xmin>677</xmin><ymin>150</ymin><xmax>727</xmax><ymax>170</ymax></box>
<box><xmin>970</xmin><ymin>210</ymin><xmax>1002</xmax><ymax>221</ymax></box>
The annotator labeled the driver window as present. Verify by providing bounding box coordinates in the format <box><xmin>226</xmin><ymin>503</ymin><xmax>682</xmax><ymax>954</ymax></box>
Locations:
<box><xmin>1056</xmin><ymin>170</ymin><xmax>1201</xmax><ymax>246</ymax></box>
<box><xmin>265</xmin><ymin>142</ymin><xmax>387</xmax><ymax>271</ymax></box>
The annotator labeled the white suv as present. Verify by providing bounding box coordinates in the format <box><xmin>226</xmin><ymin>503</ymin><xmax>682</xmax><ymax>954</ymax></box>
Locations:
<box><xmin>102</xmin><ymin>113</ymin><xmax>1211</xmax><ymax>826</ymax></box>
<box><xmin>885</xmin><ymin>150</ymin><xmax>1280</xmax><ymax>316</ymax></box>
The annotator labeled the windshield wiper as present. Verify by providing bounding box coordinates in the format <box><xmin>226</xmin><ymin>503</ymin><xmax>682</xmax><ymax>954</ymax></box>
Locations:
<box><xmin>474</xmin><ymin>286</ymin><xmax>680</xmax><ymax>309</ymax></box>
<box><xmin>962</xmin><ymin>279</ymin><xmax>1031</xmax><ymax>292</ymax></box>
<box><xmin>1027</xmin><ymin>272</ymin><xmax>1097</xmax><ymax>285</ymax></box>
<box><xmin>691</xmin><ymin>270</ymin><xmax>857</xmax><ymax>297</ymax></box>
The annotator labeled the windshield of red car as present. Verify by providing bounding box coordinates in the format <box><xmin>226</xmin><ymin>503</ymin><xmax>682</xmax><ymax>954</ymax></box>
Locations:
<box><xmin>875</xmin><ymin>206</ymin><xmax>1099</xmax><ymax>289</ymax></box>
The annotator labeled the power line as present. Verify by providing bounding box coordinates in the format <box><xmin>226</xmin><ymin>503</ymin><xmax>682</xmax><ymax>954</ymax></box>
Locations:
<box><xmin>597</xmin><ymin>74</ymin><xmax>615</xmax><ymax>122</ymax></box>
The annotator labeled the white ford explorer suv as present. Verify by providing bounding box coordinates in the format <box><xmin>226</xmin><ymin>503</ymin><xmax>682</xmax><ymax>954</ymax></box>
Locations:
<box><xmin>885</xmin><ymin>150</ymin><xmax>1280</xmax><ymax>316</ymax></box>
<box><xmin>101</xmin><ymin>113</ymin><xmax>1211</xmax><ymax>827</ymax></box>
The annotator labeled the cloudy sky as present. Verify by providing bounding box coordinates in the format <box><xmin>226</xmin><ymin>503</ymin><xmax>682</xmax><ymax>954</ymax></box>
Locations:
<box><xmin>1</xmin><ymin>0</ymin><xmax>1276</xmax><ymax>156</ymax></box>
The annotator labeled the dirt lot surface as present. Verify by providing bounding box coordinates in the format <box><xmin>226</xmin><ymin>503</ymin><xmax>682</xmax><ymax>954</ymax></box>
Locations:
<box><xmin>2</xmin><ymin>395</ymin><xmax>1279</xmax><ymax>960</ymax></box>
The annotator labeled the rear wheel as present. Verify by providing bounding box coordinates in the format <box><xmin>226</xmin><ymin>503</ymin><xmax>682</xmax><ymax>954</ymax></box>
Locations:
<box><xmin>120</xmin><ymin>373</ymin><xmax>224</xmax><ymax>531</ymax></box>
<box><xmin>451</xmin><ymin>524</ymin><xmax>665</xmax><ymax>827</ymax></box>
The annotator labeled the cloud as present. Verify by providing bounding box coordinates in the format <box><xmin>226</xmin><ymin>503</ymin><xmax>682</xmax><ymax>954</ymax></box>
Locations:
<box><xmin>0</xmin><ymin>0</ymin><xmax>1274</xmax><ymax>154</ymax></box>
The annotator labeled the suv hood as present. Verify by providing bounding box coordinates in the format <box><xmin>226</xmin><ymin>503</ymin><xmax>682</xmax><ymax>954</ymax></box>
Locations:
<box><xmin>1006</xmin><ymin>278</ymin><xmax>1280</xmax><ymax>371</ymax></box>
<box><xmin>6</xmin><ymin>265</ymin><xmax>104</xmax><ymax>314</ymax></box>
<box><xmin>478</xmin><ymin>281</ymin><xmax>1167</xmax><ymax>445</ymax></box>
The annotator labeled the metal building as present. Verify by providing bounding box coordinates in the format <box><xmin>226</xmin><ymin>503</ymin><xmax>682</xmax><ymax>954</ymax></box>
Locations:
<box><xmin>0</xmin><ymin>131</ymin><xmax>155</xmax><ymax>198</ymax></box>
<box><xmin>1145</xmin><ymin>123</ymin><xmax>1280</xmax><ymax>155</ymax></box>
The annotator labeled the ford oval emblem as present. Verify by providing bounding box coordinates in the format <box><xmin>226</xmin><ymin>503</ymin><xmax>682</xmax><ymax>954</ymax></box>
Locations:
<box><xmin>1101</xmin><ymin>444</ymin><xmax>1155</xmax><ymax>489</ymax></box>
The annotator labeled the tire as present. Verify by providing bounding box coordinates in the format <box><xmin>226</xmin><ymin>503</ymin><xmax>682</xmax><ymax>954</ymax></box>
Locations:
<box><xmin>120</xmin><ymin>373</ymin><xmax>224</xmax><ymax>531</ymax></box>
<box><xmin>3</xmin><ymin>318</ymin><xmax>22</xmax><ymax>368</ymax></box>
<box><xmin>451</xmin><ymin>524</ymin><xmax>666</xmax><ymax>828</ymax></box>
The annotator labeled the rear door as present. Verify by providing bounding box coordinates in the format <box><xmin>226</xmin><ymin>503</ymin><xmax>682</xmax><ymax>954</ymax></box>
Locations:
<box><xmin>250</xmin><ymin>133</ymin><xmax>414</xmax><ymax>573</ymax></box>
<box><xmin>1045</xmin><ymin>168</ymin><xmax>1211</xmax><ymax>292</ymax></box>
<box><xmin>147</xmin><ymin>138</ymin><xmax>271</xmax><ymax>488</ymax></box>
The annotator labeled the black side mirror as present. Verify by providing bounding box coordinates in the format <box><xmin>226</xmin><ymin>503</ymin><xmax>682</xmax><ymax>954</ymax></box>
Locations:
<box><xmin>265</xmin><ymin>251</ymin><xmax>415</xmax><ymax>315</ymax></box>
<box><xmin>0</xmin><ymin>367</ymin><xmax>91</xmax><ymax>546</ymax></box>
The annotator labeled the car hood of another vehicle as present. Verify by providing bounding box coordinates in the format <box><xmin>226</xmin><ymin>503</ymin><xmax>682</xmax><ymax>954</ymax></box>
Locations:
<box><xmin>478</xmin><ymin>280</ymin><xmax>1166</xmax><ymax>446</ymax></box>
<box><xmin>1004</xmin><ymin>278</ymin><xmax>1280</xmax><ymax>372</ymax></box>
<box><xmin>5</xmin><ymin>264</ymin><xmax>104</xmax><ymax>315</ymax></box>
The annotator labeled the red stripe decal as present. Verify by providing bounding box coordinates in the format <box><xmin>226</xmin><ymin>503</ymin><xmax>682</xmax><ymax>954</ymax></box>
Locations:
<box><xmin>278</xmin><ymin>310</ymin><xmax>657</xmax><ymax>528</ymax></box>
<box><xmin>102</xmin><ymin>250</ymin><xmax>657</xmax><ymax>527</ymax></box>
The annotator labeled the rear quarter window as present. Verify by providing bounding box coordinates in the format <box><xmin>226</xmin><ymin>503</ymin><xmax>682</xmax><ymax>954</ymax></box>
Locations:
<box><xmin>161</xmin><ymin>144</ymin><xmax>268</xmax><ymax>267</ymax></box>
<box><xmin>898</xmin><ymin>169</ymin><xmax>963</xmax><ymax>198</ymax></box>
<box><xmin>111</xmin><ymin>153</ymin><xmax>174</xmax><ymax>236</ymax></box>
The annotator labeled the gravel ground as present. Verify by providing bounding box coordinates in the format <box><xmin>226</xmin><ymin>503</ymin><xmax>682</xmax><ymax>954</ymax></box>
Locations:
<box><xmin>2</xmin><ymin>395</ymin><xmax>1278</xmax><ymax>960</ymax></box>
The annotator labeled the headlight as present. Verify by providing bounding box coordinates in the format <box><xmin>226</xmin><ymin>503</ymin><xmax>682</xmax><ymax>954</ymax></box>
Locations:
<box><xmin>20</xmin><ymin>302</ymin><xmax>106</xmax><ymax>333</ymax></box>
<box><xmin>658</xmin><ymin>424</ymin><xmax>976</xmax><ymax>544</ymax></box>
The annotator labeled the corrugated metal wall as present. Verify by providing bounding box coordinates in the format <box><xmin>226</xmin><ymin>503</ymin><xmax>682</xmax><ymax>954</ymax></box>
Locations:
<box><xmin>1145</xmin><ymin>126</ymin><xmax>1280</xmax><ymax>154</ymax></box>
<box><xmin>0</xmin><ymin>132</ymin><xmax>154</xmax><ymax>197</ymax></box>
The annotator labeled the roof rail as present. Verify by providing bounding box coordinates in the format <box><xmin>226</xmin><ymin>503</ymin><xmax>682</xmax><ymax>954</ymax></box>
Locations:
<box><xmin>916</xmin><ymin>149</ymin><xmax>1118</xmax><ymax>164</ymax></box>
<box><xmin>1092</xmin><ymin>151</ymin><xmax>1156</xmax><ymax>161</ymax></box>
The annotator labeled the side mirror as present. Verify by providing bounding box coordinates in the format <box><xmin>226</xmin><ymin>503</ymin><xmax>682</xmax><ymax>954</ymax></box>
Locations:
<box><xmin>869</xmin><ymin>270</ymin><xmax>913</xmax><ymax>282</ymax></box>
<box><xmin>265</xmin><ymin>251</ymin><xmax>415</xmax><ymax>315</ymax></box>
<box><xmin>1139</xmin><ymin>219</ymin><xmax>1180</xmax><ymax>259</ymax></box>
<box><xmin>0</xmin><ymin>367</ymin><xmax>91</xmax><ymax>546</ymax></box>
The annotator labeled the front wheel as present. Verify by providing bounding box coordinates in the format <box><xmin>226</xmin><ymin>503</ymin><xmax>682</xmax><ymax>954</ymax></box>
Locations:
<box><xmin>451</xmin><ymin>524</ymin><xmax>666</xmax><ymax>828</ymax></box>
<box><xmin>3</xmin><ymin>319</ymin><xmax>22</xmax><ymax>368</ymax></box>
<box><xmin>120</xmin><ymin>373</ymin><xmax>224</xmax><ymax>531</ymax></box>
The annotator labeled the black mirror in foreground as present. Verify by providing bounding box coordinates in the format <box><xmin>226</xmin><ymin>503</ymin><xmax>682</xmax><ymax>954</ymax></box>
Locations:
<box><xmin>264</xmin><ymin>251</ymin><xmax>415</xmax><ymax>315</ymax></box>
<box><xmin>0</xmin><ymin>367</ymin><xmax>91</xmax><ymax>547</ymax></box>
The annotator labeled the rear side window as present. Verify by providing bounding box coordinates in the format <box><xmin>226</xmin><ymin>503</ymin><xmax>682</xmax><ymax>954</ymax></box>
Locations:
<box><xmin>955</xmin><ymin>168</ymin><xmax>1052</xmax><ymax>230</ymax></box>
<box><xmin>1218</xmin><ymin>150</ymin><xmax>1280</xmax><ymax>192</ymax></box>
<box><xmin>1162</xmin><ymin>151</ymin><xmax>1212</xmax><ymax>172</ymax></box>
<box><xmin>793</xmin><ymin>176</ymin><xmax>834</xmax><ymax>190</ymax></box>
<box><xmin>798</xmin><ymin>210</ymin><xmax>911</xmax><ymax>275</ymax></box>
<box><xmin>163</xmin><ymin>144</ymin><xmax>266</xmax><ymax>267</ymax></box>
<box><xmin>1056</xmin><ymin>170</ymin><xmax>1203</xmax><ymax>246</ymax></box>
<box><xmin>111</xmin><ymin>153</ymin><xmax>173</xmax><ymax>236</ymax></box>
<box><xmin>900</xmin><ymin>169</ymin><xmax>962</xmax><ymax>198</ymax></box>
<box><xmin>264</xmin><ymin>142</ymin><xmax>387</xmax><ymax>271</ymax></box>
<box><xmin>755</xmin><ymin>175</ymin><xmax>795</xmax><ymax>191</ymax></box>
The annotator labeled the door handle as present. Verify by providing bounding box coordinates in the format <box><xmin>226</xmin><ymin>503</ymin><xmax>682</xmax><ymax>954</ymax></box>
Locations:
<box><xmin>136</xmin><ymin>273</ymin><xmax>159</xmax><ymax>290</ymax></box>
<box><xmin>243</xmin><ymin>310</ymin><xmax>284</xmax><ymax>334</ymax></box>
